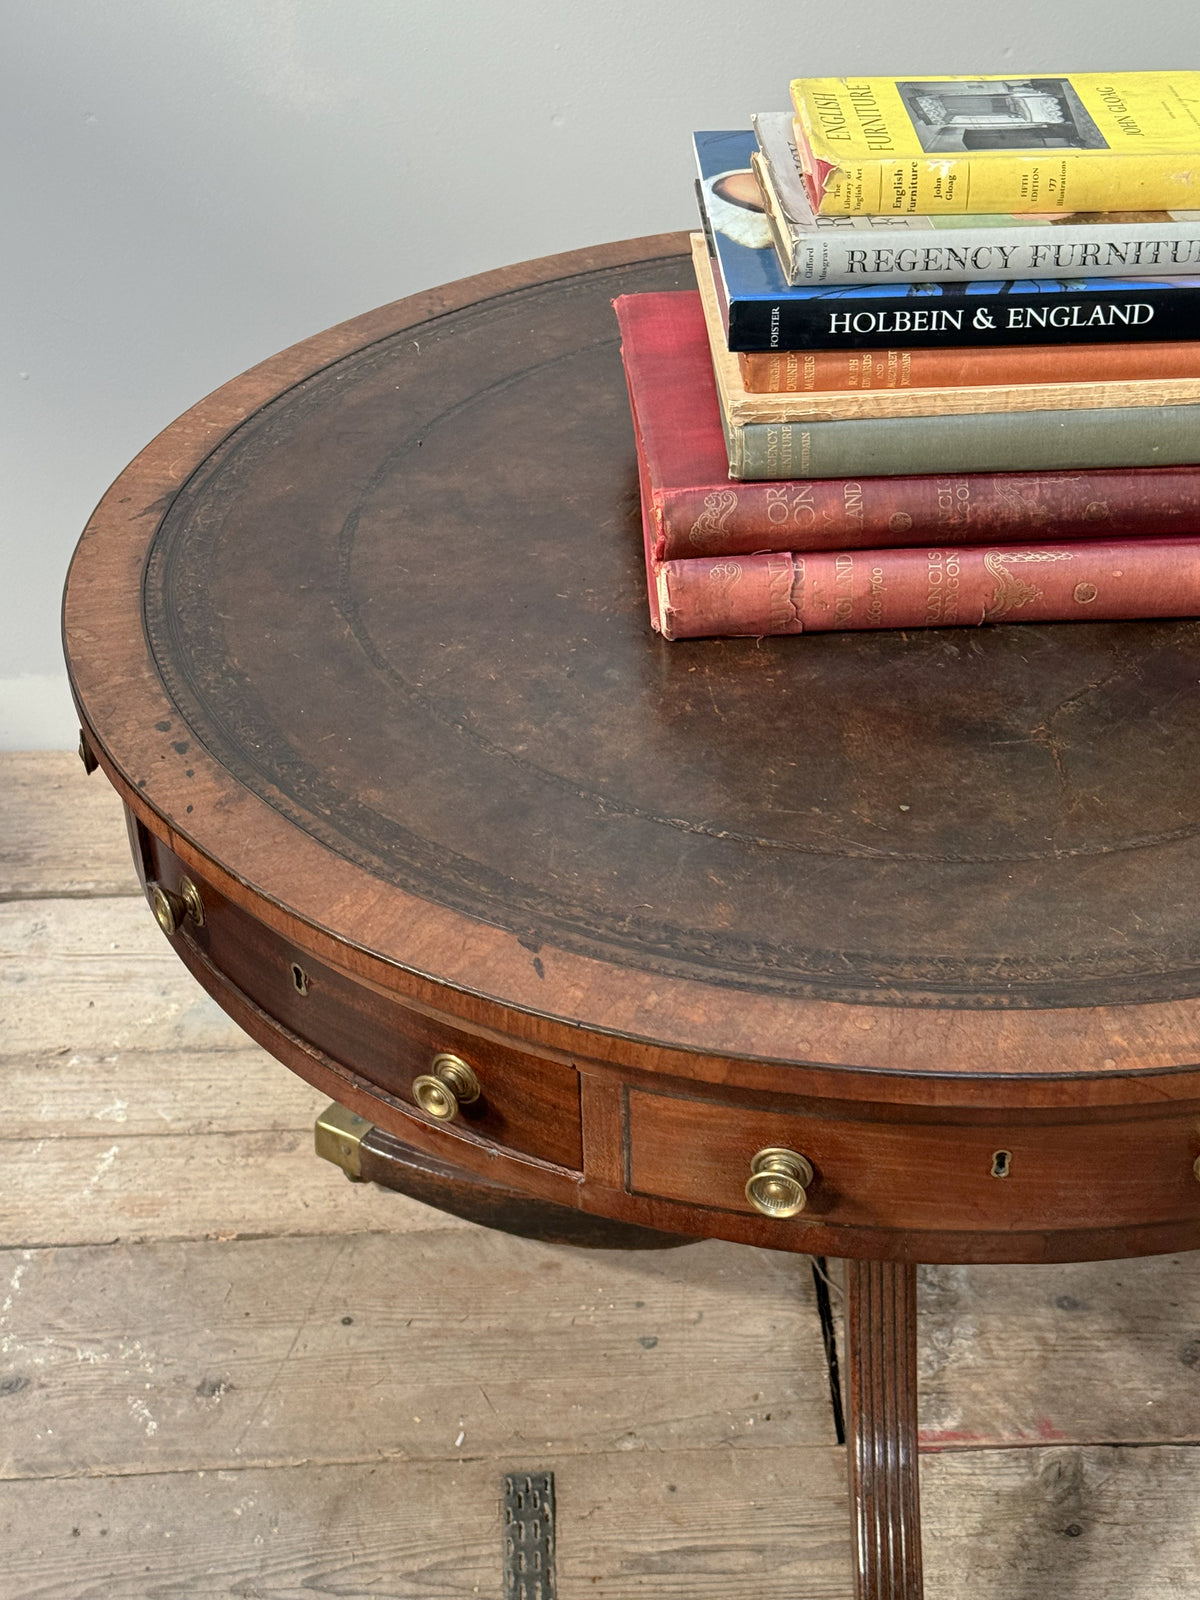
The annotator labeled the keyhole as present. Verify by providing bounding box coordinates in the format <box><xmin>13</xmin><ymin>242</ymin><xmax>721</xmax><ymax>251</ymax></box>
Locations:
<box><xmin>991</xmin><ymin>1150</ymin><xmax>1012</xmax><ymax>1179</ymax></box>
<box><xmin>290</xmin><ymin>963</ymin><xmax>310</xmax><ymax>996</ymax></box>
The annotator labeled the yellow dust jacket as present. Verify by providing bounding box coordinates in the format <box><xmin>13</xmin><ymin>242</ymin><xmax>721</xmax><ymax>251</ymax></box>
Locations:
<box><xmin>790</xmin><ymin>72</ymin><xmax>1200</xmax><ymax>215</ymax></box>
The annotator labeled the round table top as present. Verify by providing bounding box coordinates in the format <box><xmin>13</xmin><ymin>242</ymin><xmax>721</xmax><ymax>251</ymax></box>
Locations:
<box><xmin>64</xmin><ymin>233</ymin><xmax>1200</xmax><ymax>1093</ymax></box>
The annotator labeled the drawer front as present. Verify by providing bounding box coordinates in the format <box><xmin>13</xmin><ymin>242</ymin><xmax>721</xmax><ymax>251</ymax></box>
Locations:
<box><xmin>143</xmin><ymin>845</ymin><xmax>582</xmax><ymax>1170</ymax></box>
<box><xmin>628</xmin><ymin>1089</ymin><xmax>1200</xmax><ymax>1237</ymax></box>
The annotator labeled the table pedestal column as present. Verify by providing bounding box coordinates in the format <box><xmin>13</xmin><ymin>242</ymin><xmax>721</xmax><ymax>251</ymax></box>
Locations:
<box><xmin>845</xmin><ymin>1259</ymin><xmax>924</xmax><ymax>1600</ymax></box>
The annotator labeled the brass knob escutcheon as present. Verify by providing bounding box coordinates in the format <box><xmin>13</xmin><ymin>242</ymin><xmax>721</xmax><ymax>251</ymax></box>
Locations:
<box><xmin>412</xmin><ymin>1052</ymin><xmax>482</xmax><ymax>1122</ymax></box>
<box><xmin>745</xmin><ymin>1148</ymin><xmax>814</xmax><ymax>1219</ymax></box>
<box><xmin>148</xmin><ymin>882</ymin><xmax>185</xmax><ymax>938</ymax></box>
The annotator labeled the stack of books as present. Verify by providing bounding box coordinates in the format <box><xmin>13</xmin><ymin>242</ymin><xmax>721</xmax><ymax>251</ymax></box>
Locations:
<box><xmin>616</xmin><ymin>71</ymin><xmax>1200</xmax><ymax>639</ymax></box>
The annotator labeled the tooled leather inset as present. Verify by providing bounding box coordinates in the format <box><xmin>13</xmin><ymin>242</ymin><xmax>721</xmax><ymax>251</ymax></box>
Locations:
<box><xmin>135</xmin><ymin>254</ymin><xmax>1200</xmax><ymax>1011</ymax></box>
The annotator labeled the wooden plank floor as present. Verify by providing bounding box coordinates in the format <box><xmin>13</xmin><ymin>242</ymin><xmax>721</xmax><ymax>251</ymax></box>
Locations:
<box><xmin>4</xmin><ymin>752</ymin><xmax>1200</xmax><ymax>1597</ymax></box>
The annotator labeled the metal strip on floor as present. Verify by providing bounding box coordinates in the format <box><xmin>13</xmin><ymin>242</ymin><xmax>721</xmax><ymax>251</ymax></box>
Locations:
<box><xmin>503</xmin><ymin>1471</ymin><xmax>556</xmax><ymax>1600</ymax></box>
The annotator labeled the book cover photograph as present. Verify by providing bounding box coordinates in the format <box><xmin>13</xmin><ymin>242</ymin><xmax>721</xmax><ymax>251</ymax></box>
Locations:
<box><xmin>790</xmin><ymin>72</ymin><xmax>1200</xmax><ymax>215</ymax></box>
<box><xmin>696</xmin><ymin>128</ymin><xmax>1200</xmax><ymax>351</ymax></box>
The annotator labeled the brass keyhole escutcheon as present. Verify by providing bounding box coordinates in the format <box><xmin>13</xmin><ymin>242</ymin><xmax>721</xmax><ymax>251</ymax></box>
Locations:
<box><xmin>412</xmin><ymin>1052</ymin><xmax>482</xmax><ymax>1122</ymax></box>
<box><xmin>745</xmin><ymin>1148</ymin><xmax>814</xmax><ymax>1219</ymax></box>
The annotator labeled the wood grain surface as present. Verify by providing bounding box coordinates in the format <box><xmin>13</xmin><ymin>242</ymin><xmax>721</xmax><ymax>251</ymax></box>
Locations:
<box><xmin>57</xmin><ymin>236</ymin><xmax>1200</xmax><ymax>1268</ymax></box>
<box><xmin>45</xmin><ymin>230</ymin><xmax>1200</xmax><ymax>1587</ymax></box>
<box><xmin>62</xmin><ymin>235</ymin><xmax>1200</xmax><ymax>1090</ymax></box>
<box><xmin>6</xmin><ymin>752</ymin><xmax>1200</xmax><ymax>1597</ymax></box>
<box><xmin>0</xmin><ymin>752</ymin><xmax>137</xmax><ymax>901</ymax></box>
<box><xmin>0</xmin><ymin>1233</ymin><xmax>831</xmax><ymax>1478</ymax></box>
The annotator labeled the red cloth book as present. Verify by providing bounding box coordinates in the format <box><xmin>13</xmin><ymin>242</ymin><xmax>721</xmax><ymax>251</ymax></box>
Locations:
<box><xmin>628</xmin><ymin>354</ymin><xmax>1200</xmax><ymax>640</ymax></box>
<box><xmin>614</xmin><ymin>289</ymin><xmax>1200</xmax><ymax>562</ymax></box>
<box><xmin>650</xmin><ymin>537</ymin><xmax>1200</xmax><ymax>640</ymax></box>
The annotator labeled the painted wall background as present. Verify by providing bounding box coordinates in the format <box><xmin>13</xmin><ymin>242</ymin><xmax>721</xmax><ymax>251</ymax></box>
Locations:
<box><xmin>4</xmin><ymin>0</ymin><xmax>1195</xmax><ymax>745</ymax></box>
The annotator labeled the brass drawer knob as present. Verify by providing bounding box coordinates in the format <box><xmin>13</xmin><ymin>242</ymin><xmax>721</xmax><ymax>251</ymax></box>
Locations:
<box><xmin>412</xmin><ymin>1052</ymin><xmax>482</xmax><ymax>1122</ymax></box>
<box><xmin>745</xmin><ymin>1147</ymin><xmax>814</xmax><ymax>1219</ymax></box>
<box><xmin>147</xmin><ymin>878</ymin><xmax>204</xmax><ymax>937</ymax></box>
<box><xmin>148</xmin><ymin>882</ymin><xmax>185</xmax><ymax>937</ymax></box>
<box><xmin>179</xmin><ymin>876</ymin><xmax>205</xmax><ymax>927</ymax></box>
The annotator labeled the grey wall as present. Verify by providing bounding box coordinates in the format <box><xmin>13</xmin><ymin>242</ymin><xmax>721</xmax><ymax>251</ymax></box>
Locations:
<box><xmin>4</xmin><ymin>1</ymin><xmax>1195</xmax><ymax>746</ymax></box>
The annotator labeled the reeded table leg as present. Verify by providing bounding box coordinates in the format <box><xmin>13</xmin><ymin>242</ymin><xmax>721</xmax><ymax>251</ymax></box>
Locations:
<box><xmin>844</xmin><ymin>1260</ymin><xmax>924</xmax><ymax>1600</ymax></box>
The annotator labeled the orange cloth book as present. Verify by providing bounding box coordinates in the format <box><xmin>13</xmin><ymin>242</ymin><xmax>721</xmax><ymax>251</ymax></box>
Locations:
<box><xmin>738</xmin><ymin>340</ymin><xmax>1200</xmax><ymax>393</ymax></box>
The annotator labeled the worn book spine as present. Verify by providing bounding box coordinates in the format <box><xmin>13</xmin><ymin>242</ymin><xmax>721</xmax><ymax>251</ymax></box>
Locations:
<box><xmin>790</xmin><ymin>74</ymin><xmax>1200</xmax><ymax>216</ymax></box>
<box><xmin>722</xmin><ymin>401</ymin><xmax>1200</xmax><ymax>481</ymax></box>
<box><xmin>649</xmin><ymin>469</ymin><xmax>1200</xmax><ymax>561</ymax></box>
<box><xmin>737</xmin><ymin>341</ymin><xmax>1200</xmax><ymax>393</ymax></box>
<box><xmin>613</xmin><ymin>287</ymin><xmax>1200</xmax><ymax>559</ymax></box>
<box><xmin>720</xmin><ymin>361</ymin><xmax>1200</xmax><ymax>425</ymax></box>
<box><xmin>751</xmin><ymin>111</ymin><xmax>1200</xmax><ymax>286</ymax></box>
<box><xmin>654</xmin><ymin>537</ymin><xmax>1200</xmax><ymax>640</ymax></box>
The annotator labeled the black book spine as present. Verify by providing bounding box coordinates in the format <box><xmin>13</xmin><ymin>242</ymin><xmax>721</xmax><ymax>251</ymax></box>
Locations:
<box><xmin>725</xmin><ymin>284</ymin><xmax>1200</xmax><ymax>352</ymax></box>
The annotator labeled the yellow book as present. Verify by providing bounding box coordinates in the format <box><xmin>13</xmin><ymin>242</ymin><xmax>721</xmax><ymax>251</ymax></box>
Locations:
<box><xmin>790</xmin><ymin>72</ymin><xmax>1200</xmax><ymax>215</ymax></box>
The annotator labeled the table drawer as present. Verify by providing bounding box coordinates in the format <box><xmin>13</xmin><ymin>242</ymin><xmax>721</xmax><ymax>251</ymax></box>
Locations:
<box><xmin>142</xmin><ymin>846</ymin><xmax>582</xmax><ymax>1170</ymax></box>
<box><xmin>627</xmin><ymin>1088</ymin><xmax>1200</xmax><ymax>1237</ymax></box>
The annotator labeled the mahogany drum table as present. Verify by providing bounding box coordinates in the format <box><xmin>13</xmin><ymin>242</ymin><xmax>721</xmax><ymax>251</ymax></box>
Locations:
<box><xmin>64</xmin><ymin>234</ymin><xmax>1200</xmax><ymax>1599</ymax></box>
